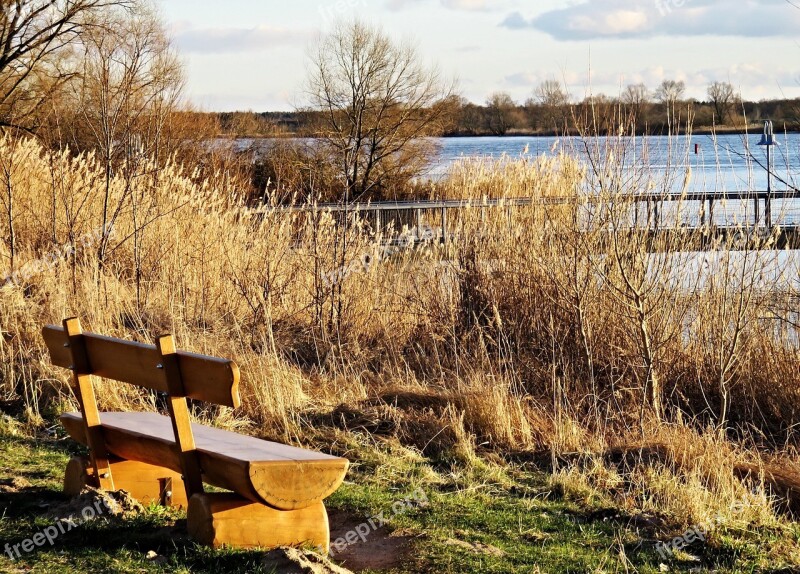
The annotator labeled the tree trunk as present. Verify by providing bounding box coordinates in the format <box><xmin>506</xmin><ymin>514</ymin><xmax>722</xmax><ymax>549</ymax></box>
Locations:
<box><xmin>6</xmin><ymin>177</ymin><xmax>14</xmax><ymax>276</ymax></box>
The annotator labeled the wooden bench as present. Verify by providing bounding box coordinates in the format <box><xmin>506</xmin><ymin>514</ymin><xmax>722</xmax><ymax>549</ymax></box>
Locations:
<box><xmin>42</xmin><ymin>318</ymin><xmax>348</xmax><ymax>551</ymax></box>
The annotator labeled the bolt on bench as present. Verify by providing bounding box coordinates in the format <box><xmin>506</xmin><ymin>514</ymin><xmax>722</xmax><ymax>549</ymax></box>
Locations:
<box><xmin>42</xmin><ymin>318</ymin><xmax>349</xmax><ymax>551</ymax></box>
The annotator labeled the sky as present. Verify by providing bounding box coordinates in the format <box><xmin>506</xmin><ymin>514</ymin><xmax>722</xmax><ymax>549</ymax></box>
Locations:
<box><xmin>160</xmin><ymin>0</ymin><xmax>800</xmax><ymax>112</ymax></box>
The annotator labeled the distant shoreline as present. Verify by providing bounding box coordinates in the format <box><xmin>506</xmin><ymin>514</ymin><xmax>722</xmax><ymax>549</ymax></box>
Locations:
<box><xmin>221</xmin><ymin>126</ymin><xmax>800</xmax><ymax>141</ymax></box>
<box><xmin>440</xmin><ymin>126</ymin><xmax>800</xmax><ymax>138</ymax></box>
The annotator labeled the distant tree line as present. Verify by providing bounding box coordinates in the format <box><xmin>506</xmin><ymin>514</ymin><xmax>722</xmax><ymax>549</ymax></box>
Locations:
<box><xmin>422</xmin><ymin>80</ymin><xmax>800</xmax><ymax>135</ymax></box>
<box><xmin>204</xmin><ymin>79</ymin><xmax>800</xmax><ymax>138</ymax></box>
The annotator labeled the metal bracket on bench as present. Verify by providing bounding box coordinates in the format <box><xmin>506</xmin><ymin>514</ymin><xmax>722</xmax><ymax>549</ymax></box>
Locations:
<box><xmin>159</xmin><ymin>477</ymin><xmax>173</xmax><ymax>506</ymax></box>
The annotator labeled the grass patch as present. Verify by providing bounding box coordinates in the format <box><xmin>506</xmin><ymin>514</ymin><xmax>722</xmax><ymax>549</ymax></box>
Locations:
<box><xmin>1</xmin><ymin>424</ymin><xmax>799</xmax><ymax>573</ymax></box>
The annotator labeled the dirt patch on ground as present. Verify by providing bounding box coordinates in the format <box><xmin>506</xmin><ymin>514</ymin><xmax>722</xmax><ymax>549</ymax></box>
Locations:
<box><xmin>327</xmin><ymin>509</ymin><xmax>419</xmax><ymax>572</ymax></box>
<box><xmin>44</xmin><ymin>487</ymin><xmax>145</xmax><ymax>520</ymax></box>
<box><xmin>0</xmin><ymin>477</ymin><xmax>33</xmax><ymax>493</ymax></box>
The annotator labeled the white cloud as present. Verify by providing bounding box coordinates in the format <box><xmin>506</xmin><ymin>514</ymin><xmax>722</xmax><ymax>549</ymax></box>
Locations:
<box><xmin>503</xmin><ymin>0</ymin><xmax>800</xmax><ymax>40</ymax></box>
<box><xmin>173</xmin><ymin>25</ymin><xmax>314</xmax><ymax>54</ymax></box>
<box><xmin>384</xmin><ymin>0</ymin><xmax>423</xmax><ymax>11</ymax></box>
<box><xmin>387</xmin><ymin>0</ymin><xmax>507</xmax><ymax>11</ymax></box>
<box><xmin>440</xmin><ymin>0</ymin><xmax>494</xmax><ymax>11</ymax></box>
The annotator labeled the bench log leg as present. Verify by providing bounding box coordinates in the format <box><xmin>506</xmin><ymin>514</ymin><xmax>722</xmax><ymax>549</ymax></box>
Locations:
<box><xmin>188</xmin><ymin>493</ymin><xmax>330</xmax><ymax>553</ymax></box>
<box><xmin>64</xmin><ymin>456</ymin><xmax>188</xmax><ymax>508</ymax></box>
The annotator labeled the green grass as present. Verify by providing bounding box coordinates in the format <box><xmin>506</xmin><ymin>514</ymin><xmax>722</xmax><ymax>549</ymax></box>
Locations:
<box><xmin>327</xmin><ymin>474</ymin><xmax>655</xmax><ymax>573</ymax></box>
<box><xmin>1</xmin><ymin>422</ymin><xmax>798</xmax><ymax>574</ymax></box>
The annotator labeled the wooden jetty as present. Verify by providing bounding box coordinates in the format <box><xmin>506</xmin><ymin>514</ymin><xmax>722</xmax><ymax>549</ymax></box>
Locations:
<box><xmin>254</xmin><ymin>189</ymin><xmax>800</xmax><ymax>251</ymax></box>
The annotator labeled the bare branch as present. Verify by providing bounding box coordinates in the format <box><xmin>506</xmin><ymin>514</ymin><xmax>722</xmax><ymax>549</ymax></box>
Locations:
<box><xmin>305</xmin><ymin>20</ymin><xmax>456</xmax><ymax>201</ymax></box>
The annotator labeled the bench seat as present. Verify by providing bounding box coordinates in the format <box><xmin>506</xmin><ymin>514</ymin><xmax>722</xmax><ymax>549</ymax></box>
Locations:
<box><xmin>60</xmin><ymin>411</ymin><xmax>348</xmax><ymax>511</ymax></box>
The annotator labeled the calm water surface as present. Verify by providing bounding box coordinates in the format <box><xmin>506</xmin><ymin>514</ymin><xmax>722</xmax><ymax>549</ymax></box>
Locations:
<box><xmin>433</xmin><ymin>134</ymin><xmax>800</xmax><ymax>227</ymax></box>
<box><xmin>236</xmin><ymin>133</ymin><xmax>800</xmax><ymax>224</ymax></box>
<box><xmin>435</xmin><ymin>135</ymin><xmax>800</xmax><ymax>300</ymax></box>
<box><xmin>434</xmin><ymin>134</ymin><xmax>800</xmax><ymax>191</ymax></box>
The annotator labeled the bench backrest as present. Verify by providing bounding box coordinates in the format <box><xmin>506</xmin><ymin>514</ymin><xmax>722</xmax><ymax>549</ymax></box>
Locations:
<box><xmin>42</xmin><ymin>325</ymin><xmax>241</xmax><ymax>408</ymax></box>
<box><xmin>42</xmin><ymin>317</ymin><xmax>241</xmax><ymax>500</ymax></box>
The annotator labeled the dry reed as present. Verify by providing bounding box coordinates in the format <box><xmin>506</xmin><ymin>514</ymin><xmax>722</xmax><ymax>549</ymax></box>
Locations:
<box><xmin>1</xmin><ymin>133</ymin><xmax>799</xmax><ymax>530</ymax></box>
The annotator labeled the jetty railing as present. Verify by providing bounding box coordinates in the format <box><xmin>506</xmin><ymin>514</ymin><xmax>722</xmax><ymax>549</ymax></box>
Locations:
<box><xmin>253</xmin><ymin>189</ymin><xmax>800</xmax><ymax>238</ymax></box>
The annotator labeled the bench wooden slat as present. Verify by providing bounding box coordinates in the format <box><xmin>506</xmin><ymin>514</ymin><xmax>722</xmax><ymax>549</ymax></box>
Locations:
<box><xmin>60</xmin><ymin>412</ymin><xmax>349</xmax><ymax>511</ymax></box>
<box><xmin>43</xmin><ymin>326</ymin><xmax>240</xmax><ymax>408</ymax></box>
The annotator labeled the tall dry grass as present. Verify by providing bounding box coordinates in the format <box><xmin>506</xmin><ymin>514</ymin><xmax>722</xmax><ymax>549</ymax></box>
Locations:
<box><xmin>1</xmin><ymin>132</ymin><xmax>799</xmax><ymax>531</ymax></box>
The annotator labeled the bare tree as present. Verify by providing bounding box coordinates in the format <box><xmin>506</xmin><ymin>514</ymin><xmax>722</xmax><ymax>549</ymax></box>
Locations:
<box><xmin>654</xmin><ymin>79</ymin><xmax>685</xmax><ymax>107</ymax></box>
<box><xmin>307</xmin><ymin>20</ymin><xmax>454</xmax><ymax>202</ymax></box>
<box><xmin>455</xmin><ymin>97</ymin><xmax>485</xmax><ymax>135</ymax></box>
<box><xmin>700</xmin><ymin>249</ymin><xmax>767</xmax><ymax>432</ymax></box>
<box><xmin>575</xmin><ymin>93</ymin><xmax>620</xmax><ymax>135</ymax></box>
<box><xmin>535</xmin><ymin>79</ymin><xmax>570</xmax><ymax>108</ymax></box>
<box><xmin>0</xmin><ymin>138</ymin><xmax>24</xmax><ymax>274</ymax></box>
<box><xmin>707</xmin><ymin>81</ymin><xmax>738</xmax><ymax>124</ymax></box>
<box><xmin>654</xmin><ymin>79</ymin><xmax>686</xmax><ymax>130</ymax></box>
<box><xmin>790</xmin><ymin>98</ymin><xmax>800</xmax><ymax>127</ymax></box>
<box><xmin>484</xmin><ymin>92</ymin><xmax>517</xmax><ymax>136</ymax></box>
<box><xmin>306</xmin><ymin>20</ymin><xmax>454</xmax><ymax>336</ymax></box>
<box><xmin>0</xmin><ymin>0</ymin><xmax>129</xmax><ymax>131</ymax></box>
<box><xmin>72</xmin><ymin>2</ymin><xmax>183</xmax><ymax>274</ymax></box>
<box><xmin>531</xmin><ymin>79</ymin><xmax>570</xmax><ymax>131</ymax></box>
<box><xmin>621</xmin><ymin>83</ymin><xmax>650</xmax><ymax>122</ymax></box>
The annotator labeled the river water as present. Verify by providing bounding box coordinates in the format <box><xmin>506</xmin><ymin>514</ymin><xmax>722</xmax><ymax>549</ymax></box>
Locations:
<box><xmin>432</xmin><ymin>133</ymin><xmax>800</xmax><ymax>227</ymax></box>
<box><xmin>434</xmin><ymin>134</ymin><xmax>800</xmax><ymax>303</ymax></box>
<box><xmin>236</xmin><ymin>133</ymin><xmax>799</xmax><ymax>193</ymax></box>
<box><xmin>434</xmin><ymin>133</ymin><xmax>800</xmax><ymax>191</ymax></box>
<box><xmin>236</xmin><ymin>133</ymin><xmax>800</xmax><ymax>224</ymax></box>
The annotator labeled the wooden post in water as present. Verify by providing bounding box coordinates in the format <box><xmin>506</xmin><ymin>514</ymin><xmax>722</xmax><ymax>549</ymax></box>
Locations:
<box><xmin>766</xmin><ymin>145</ymin><xmax>772</xmax><ymax>228</ymax></box>
<box><xmin>653</xmin><ymin>200</ymin><xmax>660</xmax><ymax>230</ymax></box>
<box><xmin>753</xmin><ymin>192</ymin><xmax>760</xmax><ymax>228</ymax></box>
<box><xmin>758</xmin><ymin>120</ymin><xmax>778</xmax><ymax>229</ymax></box>
<box><xmin>708</xmin><ymin>198</ymin><xmax>714</xmax><ymax>229</ymax></box>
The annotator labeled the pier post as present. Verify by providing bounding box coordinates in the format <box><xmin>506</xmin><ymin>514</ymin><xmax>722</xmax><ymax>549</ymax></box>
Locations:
<box><xmin>653</xmin><ymin>201</ymin><xmax>660</xmax><ymax>230</ymax></box>
<box><xmin>754</xmin><ymin>193</ymin><xmax>760</xmax><ymax>228</ymax></box>
<box><xmin>708</xmin><ymin>199</ymin><xmax>714</xmax><ymax>228</ymax></box>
